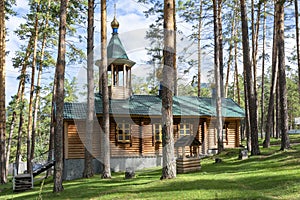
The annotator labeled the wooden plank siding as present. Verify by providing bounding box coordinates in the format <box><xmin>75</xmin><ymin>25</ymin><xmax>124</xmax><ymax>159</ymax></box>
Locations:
<box><xmin>64</xmin><ymin>117</ymin><xmax>242</xmax><ymax>159</ymax></box>
<box><xmin>65</xmin><ymin>120</ymin><xmax>101</xmax><ymax>159</ymax></box>
<box><xmin>205</xmin><ymin>119</ymin><xmax>241</xmax><ymax>150</ymax></box>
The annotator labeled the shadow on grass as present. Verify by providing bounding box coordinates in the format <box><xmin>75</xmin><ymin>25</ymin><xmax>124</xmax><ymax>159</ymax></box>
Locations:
<box><xmin>2</xmin><ymin>142</ymin><xmax>300</xmax><ymax>200</ymax></box>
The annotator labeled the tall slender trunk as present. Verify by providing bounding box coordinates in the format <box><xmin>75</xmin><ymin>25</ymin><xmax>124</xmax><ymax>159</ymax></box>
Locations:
<box><xmin>276</xmin><ymin>0</ymin><xmax>290</xmax><ymax>150</ymax></box>
<box><xmin>101</xmin><ymin>0</ymin><xmax>111</xmax><ymax>179</ymax></box>
<box><xmin>161</xmin><ymin>0</ymin><xmax>176</xmax><ymax>180</ymax></box>
<box><xmin>218</xmin><ymin>0</ymin><xmax>224</xmax><ymax>97</ymax></box>
<box><xmin>53</xmin><ymin>0</ymin><xmax>68</xmax><ymax>193</ymax></box>
<box><xmin>47</xmin><ymin>72</ymin><xmax>56</xmax><ymax>177</ymax></box>
<box><xmin>276</xmin><ymin>78</ymin><xmax>280</xmax><ymax>139</ymax></box>
<box><xmin>27</xmin><ymin>2</ymin><xmax>41</xmax><ymax>174</ymax></box>
<box><xmin>32</xmin><ymin>0</ymin><xmax>51</xmax><ymax>168</ymax></box>
<box><xmin>263</xmin><ymin>2</ymin><xmax>278</xmax><ymax>148</ymax></box>
<box><xmin>260</xmin><ymin>1</ymin><xmax>266</xmax><ymax>139</ymax></box>
<box><xmin>252</xmin><ymin>0</ymin><xmax>261</xmax><ymax>137</ymax></box>
<box><xmin>5</xmin><ymin>111</ymin><xmax>15</xmax><ymax>178</ymax></box>
<box><xmin>234</xmin><ymin>31</ymin><xmax>240</xmax><ymax>105</ymax></box>
<box><xmin>295</xmin><ymin>0</ymin><xmax>300</xmax><ymax>100</ymax></box>
<box><xmin>173</xmin><ymin>0</ymin><xmax>177</xmax><ymax>96</ymax></box>
<box><xmin>11</xmin><ymin>39</ymin><xmax>33</xmax><ymax>173</ymax></box>
<box><xmin>83</xmin><ymin>0</ymin><xmax>95</xmax><ymax>178</ymax></box>
<box><xmin>225</xmin><ymin>14</ymin><xmax>236</xmax><ymax>97</ymax></box>
<box><xmin>240</xmin><ymin>0</ymin><xmax>260</xmax><ymax>155</ymax></box>
<box><xmin>0</xmin><ymin>0</ymin><xmax>7</xmax><ymax>184</ymax></box>
<box><xmin>213</xmin><ymin>0</ymin><xmax>223</xmax><ymax>153</ymax></box>
<box><xmin>197</xmin><ymin>0</ymin><xmax>203</xmax><ymax>97</ymax></box>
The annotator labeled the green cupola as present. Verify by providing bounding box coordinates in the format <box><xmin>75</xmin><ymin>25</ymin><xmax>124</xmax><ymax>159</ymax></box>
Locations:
<box><xmin>107</xmin><ymin>16</ymin><xmax>135</xmax><ymax>99</ymax></box>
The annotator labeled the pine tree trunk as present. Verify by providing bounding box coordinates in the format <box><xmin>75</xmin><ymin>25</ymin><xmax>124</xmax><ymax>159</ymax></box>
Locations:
<box><xmin>240</xmin><ymin>0</ymin><xmax>260</xmax><ymax>155</ymax></box>
<box><xmin>234</xmin><ymin>35</ymin><xmax>240</xmax><ymax>105</ymax></box>
<box><xmin>27</xmin><ymin>3</ymin><xmax>40</xmax><ymax>174</ymax></box>
<box><xmin>5</xmin><ymin>112</ymin><xmax>15</xmax><ymax>178</ymax></box>
<box><xmin>225</xmin><ymin>14</ymin><xmax>236</xmax><ymax>98</ymax></box>
<box><xmin>53</xmin><ymin>0</ymin><xmax>68</xmax><ymax>193</ymax></box>
<box><xmin>83</xmin><ymin>0</ymin><xmax>95</xmax><ymax>178</ymax></box>
<box><xmin>161</xmin><ymin>0</ymin><xmax>176</xmax><ymax>180</ymax></box>
<box><xmin>295</xmin><ymin>0</ymin><xmax>300</xmax><ymax>100</ymax></box>
<box><xmin>101</xmin><ymin>0</ymin><xmax>111</xmax><ymax>179</ymax></box>
<box><xmin>260</xmin><ymin>1</ymin><xmax>266</xmax><ymax>139</ymax></box>
<box><xmin>276</xmin><ymin>79</ymin><xmax>280</xmax><ymax>139</ymax></box>
<box><xmin>173</xmin><ymin>0</ymin><xmax>177</xmax><ymax>96</ymax></box>
<box><xmin>263</xmin><ymin>3</ymin><xmax>278</xmax><ymax>148</ymax></box>
<box><xmin>197</xmin><ymin>0</ymin><xmax>203</xmax><ymax>97</ymax></box>
<box><xmin>32</xmin><ymin>0</ymin><xmax>51</xmax><ymax>168</ymax></box>
<box><xmin>0</xmin><ymin>0</ymin><xmax>7</xmax><ymax>184</ymax></box>
<box><xmin>276</xmin><ymin>0</ymin><xmax>290</xmax><ymax>150</ymax></box>
<box><xmin>47</xmin><ymin>73</ymin><xmax>56</xmax><ymax>178</ymax></box>
<box><xmin>11</xmin><ymin>40</ymin><xmax>33</xmax><ymax>173</ymax></box>
<box><xmin>213</xmin><ymin>0</ymin><xmax>223</xmax><ymax>153</ymax></box>
<box><xmin>252</xmin><ymin>0</ymin><xmax>261</xmax><ymax>138</ymax></box>
<box><xmin>218</xmin><ymin>0</ymin><xmax>224</xmax><ymax>97</ymax></box>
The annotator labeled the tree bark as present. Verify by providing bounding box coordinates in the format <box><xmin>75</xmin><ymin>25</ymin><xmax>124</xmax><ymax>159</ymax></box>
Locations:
<box><xmin>197</xmin><ymin>0</ymin><xmax>203</xmax><ymax>97</ymax></box>
<box><xmin>251</xmin><ymin>0</ymin><xmax>261</xmax><ymax>138</ymax></box>
<box><xmin>32</xmin><ymin>0</ymin><xmax>51</xmax><ymax>170</ymax></box>
<box><xmin>225</xmin><ymin>12</ymin><xmax>236</xmax><ymax>98</ymax></box>
<box><xmin>5</xmin><ymin>111</ymin><xmax>15</xmax><ymax>178</ymax></box>
<box><xmin>276</xmin><ymin>0</ymin><xmax>290</xmax><ymax>150</ymax></box>
<box><xmin>83</xmin><ymin>0</ymin><xmax>95</xmax><ymax>179</ymax></box>
<box><xmin>173</xmin><ymin>0</ymin><xmax>177</xmax><ymax>96</ymax></box>
<box><xmin>263</xmin><ymin>2</ymin><xmax>278</xmax><ymax>148</ymax></box>
<box><xmin>218</xmin><ymin>0</ymin><xmax>224</xmax><ymax>97</ymax></box>
<box><xmin>27</xmin><ymin>2</ymin><xmax>40</xmax><ymax>174</ymax></box>
<box><xmin>161</xmin><ymin>0</ymin><xmax>176</xmax><ymax>180</ymax></box>
<box><xmin>260</xmin><ymin>1</ymin><xmax>266</xmax><ymax>139</ymax></box>
<box><xmin>295</xmin><ymin>0</ymin><xmax>300</xmax><ymax>101</ymax></box>
<box><xmin>234</xmin><ymin>32</ymin><xmax>240</xmax><ymax>105</ymax></box>
<box><xmin>53</xmin><ymin>0</ymin><xmax>68</xmax><ymax>193</ymax></box>
<box><xmin>213</xmin><ymin>0</ymin><xmax>223</xmax><ymax>153</ymax></box>
<box><xmin>0</xmin><ymin>0</ymin><xmax>7</xmax><ymax>184</ymax></box>
<box><xmin>101</xmin><ymin>0</ymin><xmax>111</xmax><ymax>179</ymax></box>
<box><xmin>240</xmin><ymin>0</ymin><xmax>260</xmax><ymax>155</ymax></box>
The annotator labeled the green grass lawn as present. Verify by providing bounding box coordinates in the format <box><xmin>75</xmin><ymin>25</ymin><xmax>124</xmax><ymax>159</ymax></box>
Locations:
<box><xmin>1</xmin><ymin>135</ymin><xmax>300</xmax><ymax>200</ymax></box>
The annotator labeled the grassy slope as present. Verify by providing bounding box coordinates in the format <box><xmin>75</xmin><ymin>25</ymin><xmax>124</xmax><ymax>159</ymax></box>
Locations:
<box><xmin>1</xmin><ymin>135</ymin><xmax>300</xmax><ymax>200</ymax></box>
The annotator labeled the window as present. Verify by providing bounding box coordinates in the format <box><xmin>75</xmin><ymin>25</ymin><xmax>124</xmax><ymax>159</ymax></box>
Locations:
<box><xmin>116</xmin><ymin>123</ymin><xmax>131</xmax><ymax>143</ymax></box>
<box><xmin>180</xmin><ymin>123</ymin><xmax>191</xmax><ymax>136</ymax></box>
<box><xmin>153</xmin><ymin>124</ymin><xmax>162</xmax><ymax>142</ymax></box>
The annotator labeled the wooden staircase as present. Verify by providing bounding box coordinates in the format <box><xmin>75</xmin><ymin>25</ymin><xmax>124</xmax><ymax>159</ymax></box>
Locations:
<box><xmin>13</xmin><ymin>150</ymin><xmax>55</xmax><ymax>192</ymax></box>
<box><xmin>13</xmin><ymin>173</ymin><xmax>33</xmax><ymax>192</ymax></box>
<box><xmin>13</xmin><ymin>160</ymin><xmax>55</xmax><ymax>192</ymax></box>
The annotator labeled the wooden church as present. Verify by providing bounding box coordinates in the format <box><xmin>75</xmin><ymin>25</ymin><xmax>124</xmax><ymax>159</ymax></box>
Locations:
<box><xmin>63</xmin><ymin>16</ymin><xmax>245</xmax><ymax>180</ymax></box>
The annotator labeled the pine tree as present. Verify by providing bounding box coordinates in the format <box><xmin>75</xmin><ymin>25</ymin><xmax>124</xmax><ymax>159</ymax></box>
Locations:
<box><xmin>101</xmin><ymin>0</ymin><xmax>111</xmax><ymax>179</ymax></box>
<box><xmin>53</xmin><ymin>0</ymin><xmax>68</xmax><ymax>192</ymax></box>
<box><xmin>161</xmin><ymin>0</ymin><xmax>176</xmax><ymax>180</ymax></box>
<box><xmin>83</xmin><ymin>0</ymin><xmax>94</xmax><ymax>179</ymax></box>
<box><xmin>0</xmin><ymin>0</ymin><xmax>7</xmax><ymax>184</ymax></box>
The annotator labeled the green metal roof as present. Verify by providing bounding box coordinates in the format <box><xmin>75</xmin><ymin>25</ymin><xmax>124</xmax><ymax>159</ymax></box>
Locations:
<box><xmin>64</xmin><ymin>94</ymin><xmax>245</xmax><ymax>120</ymax></box>
<box><xmin>107</xmin><ymin>33</ymin><xmax>129</xmax><ymax>60</ymax></box>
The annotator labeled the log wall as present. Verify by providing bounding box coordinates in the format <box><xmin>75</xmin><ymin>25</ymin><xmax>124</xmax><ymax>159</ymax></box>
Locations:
<box><xmin>64</xmin><ymin>117</ymin><xmax>241</xmax><ymax>159</ymax></box>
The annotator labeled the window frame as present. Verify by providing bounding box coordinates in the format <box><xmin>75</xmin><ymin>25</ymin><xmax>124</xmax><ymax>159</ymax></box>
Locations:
<box><xmin>179</xmin><ymin>122</ymin><xmax>192</xmax><ymax>136</ymax></box>
<box><xmin>153</xmin><ymin>123</ymin><xmax>162</xmax><ymax>143</ymax></box>
<box><xmin>116</xmin><ymin>123</ymin><xmax>131</xmax><ymax>144</ymax></box>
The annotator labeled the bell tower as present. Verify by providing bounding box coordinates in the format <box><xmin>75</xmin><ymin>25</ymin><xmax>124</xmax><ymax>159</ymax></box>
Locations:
<box><xmin>106</xmin><ymin>15</ymin><xmax>135</xmax><ymax>99</ymax></box>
